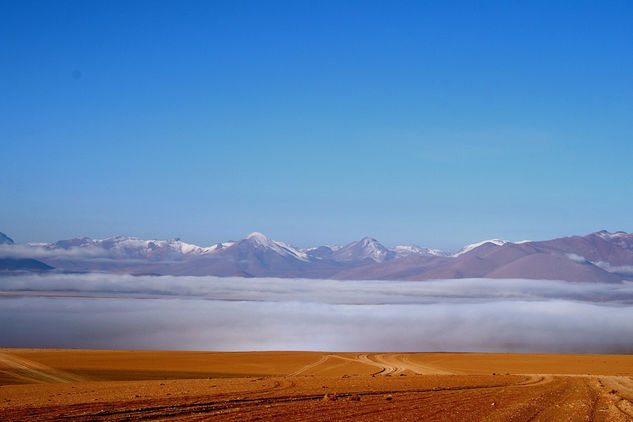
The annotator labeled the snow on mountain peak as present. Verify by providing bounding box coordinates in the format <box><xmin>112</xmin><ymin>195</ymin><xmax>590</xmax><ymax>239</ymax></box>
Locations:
<box><xmin>242</xmin><ymin>232</ymin><xmax>308</xmax><ymax>261</ymax></box>
<box><xmin>391</xmin><ymin>245</ymin><xmax>447</xmax><ymax>257</ymax></box>
<box><xmin>596</xmin><ymin>230</ymin><xmax>629</xmax><ymax>240</ymax></box>
<box><xmin>354</xmin><ymin>238</ymin><xmax>449</xmax><ymax>260</ymax></box>
<box><xmin>594</xmin><ymin>230</ymin><xmax>633</xmax><ymax>250</ymax></box>
<box><xmin>331</xmin><ymin>236</ymin><xmax>393</xmax><ymax>262</ymax></box>
<box><xmin>452</xmin><ymin>239</ymin><xmax>508</xmax><ymax>257</ymax></box>
<box><xmin>359</xmin><ymin>236</ymin><xmax>378</xmax><ymax>244</ymax></box>
<box><xmin>39</xmin><ymin>235</ymin><xmax>220</xmax><ymax>258</ymax></box>
<box><xmin>244</xmin><ymin>232</ymin><xmax>284</xmax><ymax>250</ymax></box>
<box><xmin>245</xmin><ymin>232</ymin><xmax>269</xmax><ymax>241</ymax></box>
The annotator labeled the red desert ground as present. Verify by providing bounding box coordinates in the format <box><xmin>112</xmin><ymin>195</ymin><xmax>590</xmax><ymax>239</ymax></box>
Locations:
<box><xmin>1</xmin><ymin>349</ymin><xmax>633</xmax><ymax>421</ymax></box>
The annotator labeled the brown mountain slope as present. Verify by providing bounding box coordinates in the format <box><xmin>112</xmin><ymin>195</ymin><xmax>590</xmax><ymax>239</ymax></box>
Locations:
<box><xmin>486</xmin><ymin>253</ymin><xmax>622</xmax><ymax>282</ymax></box>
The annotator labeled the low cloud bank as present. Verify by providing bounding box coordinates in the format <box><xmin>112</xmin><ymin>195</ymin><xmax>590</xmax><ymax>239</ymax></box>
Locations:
<box><xmin>0</xmin><ymin>244</ymin><xmax>112</xmax><ymax>260</ymax></box>
<box><xmin>2</xmin><ymin>273</ymin><xmax>632</xmax><ymax>304</ymax></box>
<box><xmin>1</xmin><ymin>274</ymin><xmax>632</xmax><ymax>353</ymax></box>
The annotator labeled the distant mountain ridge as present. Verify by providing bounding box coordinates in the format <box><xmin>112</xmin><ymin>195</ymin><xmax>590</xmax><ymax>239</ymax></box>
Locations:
<box><xmin>0</xmin><ymin>257</ymin><xmax>54</xmax><ymax>272</ymax></box>
<box><xmin>1</xmin><ymin>230</ymin><xmax>633</xmax><ymax>282</ymax></box>
<box><xmin>0</xmin><ymin>232</ymin><xmax>14</xmax><ymax>245</ymax></box>
<box><xmin>0</xmin><ymin>231</ymin><xmax>55</xmax><ymax>272</ymax></box>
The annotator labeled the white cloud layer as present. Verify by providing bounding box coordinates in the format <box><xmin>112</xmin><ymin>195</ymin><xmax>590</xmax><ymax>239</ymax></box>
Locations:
<box><xmin>1</xmin><ymin>274</ymin><xmax>632</xmax><ymax>353</ymax></box>
<box><xmin>0</xmin><ymin>244</ymin><xmax>112</xmax><ymax>260</ymax></box>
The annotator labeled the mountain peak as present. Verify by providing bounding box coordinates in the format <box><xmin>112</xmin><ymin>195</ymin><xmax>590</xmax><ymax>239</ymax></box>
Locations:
<box><xmin>359</xmin><ymin>236</ymin><xmax>380</xmax><ymax>245</ymax></box>
<box><xmin>594</xmin><ymin>230</ymin><xmax>629</xmax><ymax>240</ymax></box>
<box><xmin>0</xmin><ymin>232</ymin><xmax>15</xmax><ymax>245</ymax></box>
<box><xmin>391</xmin><ymin>245</ymin><xmax>447</xmax><ymax>257</ymax></box>
<box><xmin>453</xmin><ymin>239</ymin><xmax>508</xmax><ymax>257</ymax></box>
<box><xmin>238</xmin><ymin>232</ymin><xmax>308</xmax><ymax>261</ymax></box>
<box><xmin>244</xmin><ymin>232</ymin><xmax>274</xmax><ymax>246</ymax></box>
<box><xmin>5</xmin><ymin>230</ymin><xmax>633</xmax><ymax>282</ymax></box>
<box><xmin>332</xmin><ymin>236</ymin><xmax>393</xmax><ymax>262</ymax></box>
<box><xmin>246</xmin><ymin>232</ymin><xmax>269</xmax><ymax>240</ymax></box>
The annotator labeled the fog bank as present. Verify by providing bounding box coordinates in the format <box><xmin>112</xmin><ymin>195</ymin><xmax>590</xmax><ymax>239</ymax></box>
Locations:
<box><xmin>1</xmin><ymin>274</ymin><xmax>632</xmax><ymax>353</ymax></box>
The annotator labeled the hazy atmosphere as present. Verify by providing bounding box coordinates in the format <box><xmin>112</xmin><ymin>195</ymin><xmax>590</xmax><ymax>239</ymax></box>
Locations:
<box><xmin>2</xmin><ymin>1</ymin><xmax>633</xmax><ymax>250</ymax></box>
<box><xmin>2</xmin><ymin>274</ymin><xmax>632</xmax><ymax>353</ymax></box>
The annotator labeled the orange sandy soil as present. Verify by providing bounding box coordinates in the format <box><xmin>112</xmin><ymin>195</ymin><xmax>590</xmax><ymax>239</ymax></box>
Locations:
<box><xmin>1</xmin><ymin>349</ymin><xmax>632</xmax><ymax>421</ymax></box>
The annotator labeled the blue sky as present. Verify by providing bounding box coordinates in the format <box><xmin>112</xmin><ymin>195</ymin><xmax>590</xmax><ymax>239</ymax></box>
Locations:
<box><xmin>1</xmin><ymin>1</ymin><xmax>632</xmax><ymax>250</ymax></box>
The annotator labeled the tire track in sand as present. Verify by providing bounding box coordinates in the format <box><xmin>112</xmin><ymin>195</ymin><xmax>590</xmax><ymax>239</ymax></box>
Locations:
<box><xmin>359</xmin><ymin>353</ymin><xmax>456</xmax><ymax>376</ymax></box>
<box><xmin>289</xmin><ymin>354</ymin><xmax>389</xmax><ymax>376</ymax></box>
<box><xmin>287</xmin><ymin>355</ymin><xmax>331</xmax><ymax>376</ymax></box>
<box><xmin>289</xmin><ymin>353</ymin><xmax>459</xmax><ymax>377</ymax></box>
<box><xmin>356</xmin><ymin>354</ymin><xmax>396</xmax><ymax>375</ymax></box>
<box><xmin>18</xmin><ymin>375</ymin><xmax>557</xmax><ymax>421</ymax></box>
<box><xmin>597</xmin><ymin>376</ymin><xmax>633</xmax><ymax>419</ymax></box>
<box><xmin>373</xmin><ymin>354</ymin><xmax>454</xmax><ymax>375</ymax></box>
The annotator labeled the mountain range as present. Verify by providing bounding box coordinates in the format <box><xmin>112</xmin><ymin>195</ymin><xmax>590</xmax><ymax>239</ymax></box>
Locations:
<box><xmin>1</xmin><ymin>230</ymin><xmax>633</xmax><ymax>282</ymax></box>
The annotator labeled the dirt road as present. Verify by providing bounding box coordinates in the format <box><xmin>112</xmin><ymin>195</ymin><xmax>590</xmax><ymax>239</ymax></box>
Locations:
<box><xmin>290</xmin><ymin>352</ymin><xmax>453</xmax><ymax>376</ymax></box>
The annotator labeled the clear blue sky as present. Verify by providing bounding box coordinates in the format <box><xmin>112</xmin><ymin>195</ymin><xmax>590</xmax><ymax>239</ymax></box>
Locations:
<box><xmin>2</xmin><ymin>1</ymin><xmax>632</xmax><ymax>250</ymax></box>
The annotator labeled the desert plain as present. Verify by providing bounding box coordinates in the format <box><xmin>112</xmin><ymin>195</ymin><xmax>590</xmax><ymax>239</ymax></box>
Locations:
<box><xmin>0</xmin><ymin>349</ymin><xmax>632</xmax><ymax>421</ymax></box>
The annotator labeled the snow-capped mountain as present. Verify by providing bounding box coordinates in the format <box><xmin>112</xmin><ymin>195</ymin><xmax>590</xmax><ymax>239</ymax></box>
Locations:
<box><xmin>331</xmin><ymin>237</ymin><xmax>395</xmax><ymax>263</ymax></box>
<box><xmin>300</xmin><ymin>245</ymin><xmax>340</xmax><ymax>260</ymax></box>
<box><xmin>2</xmin><ymin>229</ymin><xmax>633</xmax><ymax>282</ymax></box>
<box><xmin>240</xmin><ymin>232</ymin><xmax>308</xmax><ymax>262</ymax></box>
<box><xmin>391</xmin><ymin>245</ymin><xmax>447</xmax><ymax>258</ymax></box>
<box><xmin>593</xmin><ymin>230</ymin><xmax>633</xmax><ymax>250</ymax></box>
<box><xmin>36</xmin><ymin>236</ymin><xmax>221</xmax><ymax>260</ymax></box>
<box><xmin>452</xmin><ymin>239</ymin><xmax>510</xmax><ymax>257</ymax></box>
<box><xmin>6</xmin><ymin>232</ymin><xmax>444</xmax><ymax>265</ymax></box>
